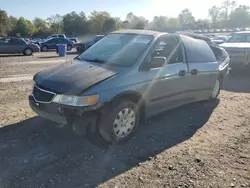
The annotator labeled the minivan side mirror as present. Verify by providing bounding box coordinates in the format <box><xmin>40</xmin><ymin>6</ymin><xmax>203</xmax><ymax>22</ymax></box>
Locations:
<box><xmin>150</xmin><ymin>56</ymin><xmax>166</xmax><ymax>69</ymax></box>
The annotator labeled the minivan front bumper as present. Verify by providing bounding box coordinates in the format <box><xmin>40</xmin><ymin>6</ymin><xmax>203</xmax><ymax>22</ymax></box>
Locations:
<box><xmin>29</xmin><ymin>95</ymin><xmax>100</xmax><ymax>134</ymax></box>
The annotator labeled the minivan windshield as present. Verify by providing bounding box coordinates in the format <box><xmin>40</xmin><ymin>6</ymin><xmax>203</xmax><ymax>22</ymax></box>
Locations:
<box><xmin>78</xmin><ymin>33</ymin><xmax>153</xmax><ymax>67</ymax></box>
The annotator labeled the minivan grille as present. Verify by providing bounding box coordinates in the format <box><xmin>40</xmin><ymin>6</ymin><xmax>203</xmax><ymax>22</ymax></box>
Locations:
<box><xmin>33</xmin><ymin>85</ymin><xmax>56</xmax><ymax>103</ymax></box>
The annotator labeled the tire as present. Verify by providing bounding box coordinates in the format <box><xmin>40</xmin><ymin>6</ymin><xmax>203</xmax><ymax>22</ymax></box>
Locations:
<box><xmin>98</xmin><ymin>100</ymin><xmax>140</xmax><ymax>144</ymax></box>
<box><xmin>210</xmin><ymin>77</ymin><xmax>222</xmax><ymax>100</ymax></box>
<box><xmin>23</xmin><ymin>48</ymin><xmax>33</xmax><ymax>56</ymax></box>
<box><xmin>67</xmin><ymin>45</ymin><xmax>72</xmax><ymax>51</ymax></box>
<box><xmin>41</xmin><ymin>46</ymin><xmax>48</xmax><ymax>52</ymax></box>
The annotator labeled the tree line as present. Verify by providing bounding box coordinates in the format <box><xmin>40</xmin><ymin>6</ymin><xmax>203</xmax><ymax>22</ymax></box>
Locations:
<box><xmin>0</xmin><ymin>0</ymin><xmax>249</xmax><ymax>37</ymax></box>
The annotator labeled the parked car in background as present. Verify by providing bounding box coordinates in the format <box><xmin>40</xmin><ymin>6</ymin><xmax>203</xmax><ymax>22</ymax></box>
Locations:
<box><xmin>23</xmin><ymin>38</ymin><xmax>31</xmax><ymax>43</ymax></box>
<box><xmin>75</xmin><ymin>35</ymin><xmax>105</xmax><ymax>53</ymax></box>
<box><xmin>32</xmin><ymin>38</ymin><xmax>43</xmax><ymax>45</ymax></box>
<box><xmin>29</xmin><ymin>30</ymin><xmax>229</xmax><ymax>144</ymax></box>
<box><xmin>67</xmin><ymin>36</ymin><xmax>78</xmax><ymax>43</ymax></box>
<box><xmin>0</xmin><ymin>37</ymin><xmax>40</xmax><ymax>55</ymax></box>
<box><xmin>211</xmin><ymin>35</ymin><xmax>229</xmax><ymax>45</ymax></box>
<box><xmin>219</xmin><ymin>31</ymin><xmax>250</xmax><ymax>73</ymax></box>
<box><xmin>40</xmin><ymin>38</ymin><xmax>74</xmax><ymax>52</ymax></box>
<box><xmin>47</xmin><ymin>34</ymin><xmax>66</xmax><ymax>40</ymax></box>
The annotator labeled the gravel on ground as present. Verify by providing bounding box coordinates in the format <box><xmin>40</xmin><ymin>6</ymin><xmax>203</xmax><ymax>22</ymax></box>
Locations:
<box><xmin>0</xmin><ymin>54</ymin><xmax>249</xmax><ymax>188</ymax></box>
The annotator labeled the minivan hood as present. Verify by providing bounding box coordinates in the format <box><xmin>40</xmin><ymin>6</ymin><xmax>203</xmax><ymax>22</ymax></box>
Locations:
<box><xmin>34</xmin><ymin>60</ymin><xmax>123</xmax><ymax>95</ymax></box>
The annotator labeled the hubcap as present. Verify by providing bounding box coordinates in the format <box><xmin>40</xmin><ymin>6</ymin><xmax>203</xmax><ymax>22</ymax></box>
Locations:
<box><xmin>26</xmin><ymin>49</ymin><xmax>32</xmax><ymax>55</ymax></box>
<box><xmin>212</xmin><ymin>80</ymin><xmax>220</xmax><ymax>98</ymax></box>
<box><xmin>113</xmin><ymin>108</ymin><xmax>136</xmax><ymax>138</ymax></box>
<box><xmin>42</xmin><ymin>47</ymin><xmax>47</xmax><ymax>51</ymax></box>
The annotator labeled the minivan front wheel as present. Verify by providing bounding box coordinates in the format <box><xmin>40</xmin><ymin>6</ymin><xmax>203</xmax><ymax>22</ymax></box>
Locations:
<box><xmin>99</xmin><ymin>100</ymin><xmax>140</xmax><ymax>144</ymax></box>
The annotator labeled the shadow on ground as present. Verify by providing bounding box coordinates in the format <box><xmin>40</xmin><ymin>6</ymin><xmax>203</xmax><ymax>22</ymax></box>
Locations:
<box><xmin>0</xmin><ymin>54</ymin><xmax>25</xmax><ymax>58</ymax></box>
<box><xmin>38</xmin><ymin>51</ymin><xmax>78</xmax><ymax>59</ymax></box>
<box><xmin>222</xmin><ymin>74</ymin><xmax>250</xmax><ymax>93</ymax></box>
<box><xmin>0</xmin><ymin>100</ymin><xmax>218</xmax><ymax>188</ymax></box>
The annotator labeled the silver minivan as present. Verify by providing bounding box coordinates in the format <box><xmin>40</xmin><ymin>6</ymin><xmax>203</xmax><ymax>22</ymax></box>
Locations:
<box><xmin>29</xmin><ymin>30</ymin><xmax>230</xmax><ymax>144</ymax></box>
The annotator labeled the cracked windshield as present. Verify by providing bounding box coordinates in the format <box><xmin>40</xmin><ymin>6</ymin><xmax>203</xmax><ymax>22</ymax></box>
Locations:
<box><xmin>0</xmin><ymin>0</ymin><xmax>250</xmax><ymax>187</ymax></box>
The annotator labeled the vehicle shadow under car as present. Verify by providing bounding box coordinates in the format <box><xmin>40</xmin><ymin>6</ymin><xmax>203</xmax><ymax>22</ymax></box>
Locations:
<box><xmin>0</xmin><ymin>100</ymin><xmax>218</xmax><ymax>188</ymax></box>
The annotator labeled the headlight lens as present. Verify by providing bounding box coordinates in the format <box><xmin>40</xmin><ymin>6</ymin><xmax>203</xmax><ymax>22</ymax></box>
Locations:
<box><xmin>53</xmin><ymin>94</ymin><xmax>99</xmax><ymax>106</ymax></box>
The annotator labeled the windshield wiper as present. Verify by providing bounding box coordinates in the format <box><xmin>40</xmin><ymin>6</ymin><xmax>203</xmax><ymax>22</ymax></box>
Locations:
<box><xmin>82</xmin><ymin>58</ymin><xmax>107</xmax><ymax>63</ymax></box>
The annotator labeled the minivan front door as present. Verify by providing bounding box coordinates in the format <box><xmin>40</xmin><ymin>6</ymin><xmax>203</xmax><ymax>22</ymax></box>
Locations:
<box><xmin>141</xmin><ymin>35</ymin><xmax>190</xmax><ymax>116</ymax></box>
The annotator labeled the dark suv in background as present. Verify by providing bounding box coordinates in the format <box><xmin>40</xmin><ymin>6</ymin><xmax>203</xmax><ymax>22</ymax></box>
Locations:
<box><xmin>75</xmin><ymin>35</ymin><xmax>104</xmax><ymax>53</ymax></box>
<box><xmin>40</xmin><ymin>38</ymin><xmax>75</xmax><ymax>51</ymax></box>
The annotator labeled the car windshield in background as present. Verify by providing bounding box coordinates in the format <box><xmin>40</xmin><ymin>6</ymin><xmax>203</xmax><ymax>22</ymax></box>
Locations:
<box><xmin>227</xmin><ymin>34</ymin><xmax>250</xmax><ymax>42</ymax></box>
<box><xmin>78</xmin><ymin>34</ymin><xmax>153</xmax><ymax>67</ymax></box>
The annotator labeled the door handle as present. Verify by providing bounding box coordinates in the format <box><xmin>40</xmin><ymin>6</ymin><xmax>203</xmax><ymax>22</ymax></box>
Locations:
<box><xmin>178</xmin><ymin>70</ymin><xmax>187</xmax><ymax>77</ymax></box>
<box><xmin>190</xmin><ymin>69</ymin><xmax>198</xmax><ymax>75</ymax></box>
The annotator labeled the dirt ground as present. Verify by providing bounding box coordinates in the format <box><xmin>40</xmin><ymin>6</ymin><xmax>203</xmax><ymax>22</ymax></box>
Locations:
<box><xmin>0</xmin><ymin>52</ymin><xmax>249</xmax><ymax>188</ymax></box>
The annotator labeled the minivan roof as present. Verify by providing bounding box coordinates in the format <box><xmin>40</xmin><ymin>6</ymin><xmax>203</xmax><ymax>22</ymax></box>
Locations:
<box><xmin>235</xmin><ymin>31</ymin><xmax>250</xmax><ymax>34</ymax></box>
<box><xmin>111</xmin><ymin>29</ymin><xmax>165</xmax><ymax>36</ymax></box>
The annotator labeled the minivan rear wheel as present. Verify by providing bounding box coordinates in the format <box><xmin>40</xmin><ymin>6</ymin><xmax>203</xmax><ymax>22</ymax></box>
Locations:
<box><xmin>98</xmin><ymin>100</ymin><xmax>140</xmax><ymax>144</ymax></box>
<box><xmin>210</xmin><ymin>78</ymin><xmax>222</xmax><ymax>99</ymax></box>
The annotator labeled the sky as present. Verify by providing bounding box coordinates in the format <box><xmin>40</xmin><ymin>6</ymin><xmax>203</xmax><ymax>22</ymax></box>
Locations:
<box><xmin>1</xmin><ymin>0</ymin><xmax>250</xmax><ymax>21</ymax></box>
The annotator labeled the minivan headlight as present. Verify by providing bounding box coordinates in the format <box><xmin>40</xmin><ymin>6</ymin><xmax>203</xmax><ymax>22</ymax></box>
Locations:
<box><xmin>53</xmin><ymin>94</ymin><xmax>99</xmax><ymax>106</ymax></box>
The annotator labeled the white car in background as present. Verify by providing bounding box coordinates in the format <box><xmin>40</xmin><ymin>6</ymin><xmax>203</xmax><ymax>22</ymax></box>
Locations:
<box><xmin>212</xmin><ymin>35</ymin><xmax>230</xmax><ymax>45</ymax></box>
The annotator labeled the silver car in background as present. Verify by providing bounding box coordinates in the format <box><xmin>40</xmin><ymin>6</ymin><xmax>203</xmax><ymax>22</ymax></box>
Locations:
<box><xmin>220</xmin><ymin>31</ymin><xmax>250</xmax><ymax>73</ymax></box>
<box><xmin>0</xmin><ymin>37</ymin><xmax>40</xmax><ymax>56</ymax></box>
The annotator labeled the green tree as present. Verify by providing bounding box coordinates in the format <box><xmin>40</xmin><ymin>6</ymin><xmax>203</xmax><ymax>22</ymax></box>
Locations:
<box><xmin>178</xmin><ymin>9</ymin><xmax>195</xmax><ymax>28</ymax></box>
<box><xmin>62</xmin><ymin>11</ymin><xmax>88</xmax><ymax>35</ymax></box>
<box><xmin>149</xmin><ymin>16</ymin><xmax>168</xmax><ymax>30</ymax></box>
<box><xmin>167</xmin><ymin>18</ymin><xmax>181</xmax><ymax>28</ymax></box>
<box><xmin>8</xmin><ymin>16</ymin><xmax>17</xmax><ymax>32</ymax></box>
<box><xmin>125</xmin><ymin>12</ymin><xmax>148</xmax><ymax>29</ymax></box>
<box><xmin>121</xmin><ymin>20</ymin><xmax>131</xmax><ymax>29</ymax></box>
<box><xmin>103</xmin><ymin>18</ymin><xmax>116</xmax><ymax>33</ymax></box>
<box><xmin>33</xmin><ymin>17</ymin><xmax>51</xmax><ymax>36</ymax></box>
<box><xmin>229</xmin><ymin>5</ymin><xmax>250</xmax><ymax>28</ymax></box>
<box><xmin>0</xmin><ymin>9</ymin><xmax>9</xmax><ymax>36</ymax></box>
<box><xmin>195</xmin><ymin>19</ymin><xmax>211</xmax><ymax>29</ymax></box>
<box><xmin>33</xmin><ymin>17</ymin><xmax>47</xmax><ymax>30</ymax></box>
<box><xmin>208</xmin><ymin>6</ymin><xmax>221</xmax><ymax>27</ymax></box>
<box><xmin>47</xmin><ymin>14</ymin><xmax>63</xmax><ymax>33</ymax></box>
<box><xmin>221</xmin><ymin>0</ymin><xmax>236</xmax><ymax>21</ymax></box>
<box><xmin>88</xmin><ymin>11</ymin><xmax>111</xmax><ymax>33</ymax></box>
<box><xmin>11</xmin><ymin>17</ymin><xmax>36</xmax><ymax>37</ymax></box>
<box><xmin>114</xmin><ymin>17</ymin><xmax>122</xmax><ymax>29</ymax></box>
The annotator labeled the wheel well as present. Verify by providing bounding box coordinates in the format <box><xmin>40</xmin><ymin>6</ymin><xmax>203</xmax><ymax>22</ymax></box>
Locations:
<box><xmin>24</xmin><ymin>47</ymin><xmax>33</xmax><ymax>52</ymax></box>
<box><xmin>111</xmin><ymin>92</ymin><xmax>146</xmax><ymax>119</ymax></box>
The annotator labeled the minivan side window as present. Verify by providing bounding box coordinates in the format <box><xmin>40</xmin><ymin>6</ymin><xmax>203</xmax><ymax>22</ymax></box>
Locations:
<box><xmin>151</xmin><ymin>36</ymin><xmax>183</xmax><ymax>67</ymax></box>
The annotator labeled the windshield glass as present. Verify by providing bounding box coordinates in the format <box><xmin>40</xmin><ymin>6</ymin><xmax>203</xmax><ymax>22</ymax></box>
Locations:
<box><xmin>78</xmin><ymin>33</ymin><xmax>153</xmax><ymax>67</ymax></box>
<box><xmin>227</xmin><ymin>34</ymin><xmax>250</xmax><ymax>42</ymax></box>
